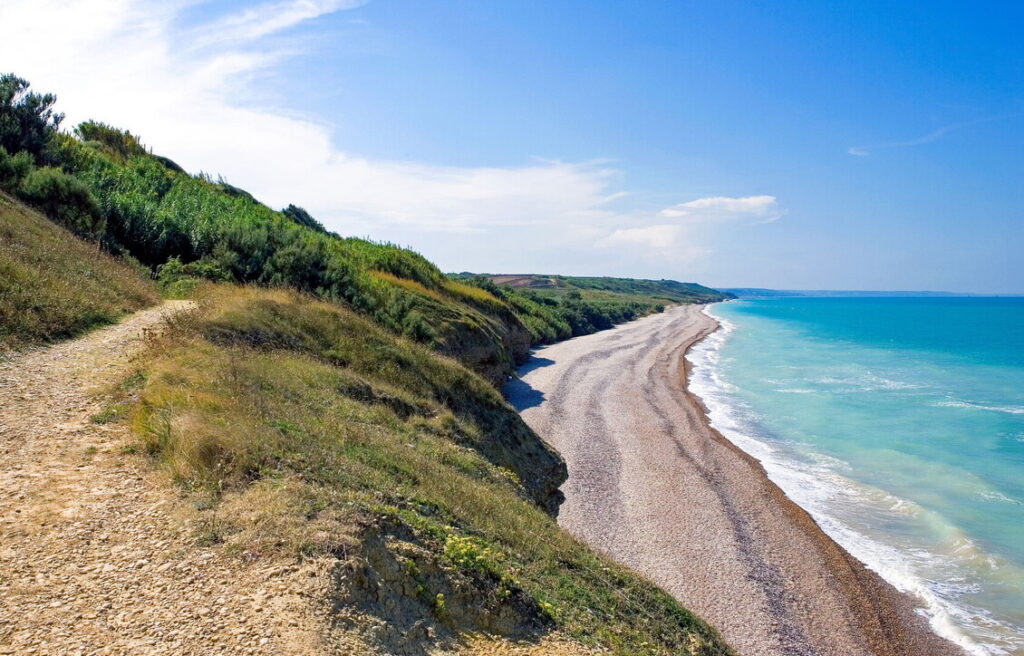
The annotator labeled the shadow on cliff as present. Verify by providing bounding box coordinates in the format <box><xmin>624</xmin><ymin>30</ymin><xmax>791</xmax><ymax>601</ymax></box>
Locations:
<box><xmin>504</xmin><ymin>356</ymin><xmax>555</xmax><ymax>411</ymax></box>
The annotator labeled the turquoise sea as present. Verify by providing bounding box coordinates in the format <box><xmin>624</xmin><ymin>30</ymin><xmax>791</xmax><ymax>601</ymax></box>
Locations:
<box><xmin>689</xmin><ymin>298</ymin><xmax>1024</xmax><ymax>655</ymax></box>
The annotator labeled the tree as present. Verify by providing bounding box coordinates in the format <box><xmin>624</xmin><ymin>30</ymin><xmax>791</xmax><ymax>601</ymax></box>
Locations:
<box><xmin>0</xmin><ymin>74</ymin><xmax>63</xmax><ymax>160</ymax></box>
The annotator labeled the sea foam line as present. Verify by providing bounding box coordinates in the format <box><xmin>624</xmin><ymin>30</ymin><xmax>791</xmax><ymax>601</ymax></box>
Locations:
<box><xmin>690</xmin><ymin>306</ymin><xmax>1006</xmax><ymax>656</ymax></box>
<box><xmin>933</xmin><ymin>400</ymin><xmax>1024</xmax><ymax>415</ymax></box>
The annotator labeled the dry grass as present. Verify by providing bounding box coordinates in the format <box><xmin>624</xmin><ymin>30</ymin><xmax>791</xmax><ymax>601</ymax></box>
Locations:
<box><xmin>370</xmin><ymin>269</ymin><xmax>450</xmax><ymax>303</ymax></box>
<box><xmin>0</xmin><ymin>192</ymin><xmax>157</xmax><ymax>350</ymax></box>
<box><xmin>443</xmin><ymin>280</ymin><xmax>506</xmax><ymax>311</ymax></box>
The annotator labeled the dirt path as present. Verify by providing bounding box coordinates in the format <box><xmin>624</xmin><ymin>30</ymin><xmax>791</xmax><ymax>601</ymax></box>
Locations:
<box><xmin>507</xmin><ymin>304</ymin><xmax>964</xmax><ymax>656</ymax></box>
<box><xmin>0</xmin><ymin>302</ymin><xmax>336</xmax><ymax>655</ymax></box>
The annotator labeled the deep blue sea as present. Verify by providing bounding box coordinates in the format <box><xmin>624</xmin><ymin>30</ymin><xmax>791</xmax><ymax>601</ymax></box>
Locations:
<box><xmin>689</xmin><ymin>298</ymin><xmax>1024</xmax><ymax>655</ymax></box>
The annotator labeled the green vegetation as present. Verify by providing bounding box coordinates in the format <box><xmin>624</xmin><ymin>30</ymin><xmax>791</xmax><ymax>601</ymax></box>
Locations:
<box><xmin>1</xmin><ymin>74</ymin><xmax>525</xmax><ymax>379</ymax></box>
<box><xmin>17</xmin><ymin>166</ymin><xmax>105</xmax><ymax>239</ymax></box>
<box><xmin>553</xmin><ymin>275</ymin><xmax>732</xmax><ymax>302</ymax></box>
<box><xmin>131</xmin><ymin>286</ymin><xmax>731</xmax><ymax>655</ymax></box>
<box><xmin>0</xmin><ymin>192</ymin><xmax>156</xmax><ymax>349</ymax></box>
<box><xmin>452</xmin><ymin>273</ymin><xmax>732</xmax><ymax>343</ymax></box>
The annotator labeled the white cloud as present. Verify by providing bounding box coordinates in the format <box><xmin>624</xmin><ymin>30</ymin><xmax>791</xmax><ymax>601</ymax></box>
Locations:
<box><xmin>0</xmin><ymin>0</ymin><xmax>780</xmax><ymax>271</ymax></box>
<box><xmin>0</xmin><ymin>0</ymin><xmax>623</xmax><ymax>235</ymax></box>
<box><xmin>595</xmin><ymin>223</ymin><xmax>713</xmax><ymax>261</ymax></box>
<box><xmin>658</xmin><ymin>195</ymin><xmax>783</xmax><ymax>223</ymax></box>
<box><xmin>593</xmin><ymin>195</ymin><xmax>783</xmax><ymax>260</ymax></box>
<box><xmin>598</xmin><ymin>224</ymin><xmax>680</xmax><ymax>250</ymax></box>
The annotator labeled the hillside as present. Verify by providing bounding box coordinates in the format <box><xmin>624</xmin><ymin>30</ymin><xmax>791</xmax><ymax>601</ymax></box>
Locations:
<box><xmin>0</xmin><ymin>74</ymin><xmax>735</xmax><ymax>654</ymax></box>
<box><xmin>481</xmin><ymin>274</ymin><xmax>732</xmax><ymax>304</ymax></box>
<box><xmin>0</xmin><ymin>192</ymin><xmax>156</xmax><ymax>349</ymax></box>
<box><xmin>449</xmin><ymin>274</ymin><xmax>731</xmax><ymax>344</ymax></box>
<box><xmin>3</xmin><ymin>72</ymin><xmax>727</xmax><ymax>381</ymax></box>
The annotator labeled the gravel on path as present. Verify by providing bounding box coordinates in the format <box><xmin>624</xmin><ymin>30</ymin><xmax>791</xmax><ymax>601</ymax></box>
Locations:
<box><xmin>0</xmin><ymin>302</ymin><xmax>333</xmax><ymax>655</ymax></box>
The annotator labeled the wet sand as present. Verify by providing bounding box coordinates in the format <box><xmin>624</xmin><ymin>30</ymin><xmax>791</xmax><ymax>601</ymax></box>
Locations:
<box><xmin>506</xmin><ymin>304</ymin><xmax>965</xmax><ymax>656</ymax></box>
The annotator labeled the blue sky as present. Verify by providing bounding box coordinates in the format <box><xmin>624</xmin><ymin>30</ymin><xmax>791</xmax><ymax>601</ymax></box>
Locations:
<box><xmin>1</xmin><ymin>0</ymin><xmax>1021</xmax><ymax>291</ymax></box>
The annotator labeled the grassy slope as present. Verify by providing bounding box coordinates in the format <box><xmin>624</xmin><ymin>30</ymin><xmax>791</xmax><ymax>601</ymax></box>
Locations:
<box><xmin>0</xmin><ymin>192</ymin><xmax>156</xmax><ymax>349</ymax></box>
<box><xmin>126</xmin><ymin>285</ymin><xmax>732</xmax><ymax>655</ymax></box>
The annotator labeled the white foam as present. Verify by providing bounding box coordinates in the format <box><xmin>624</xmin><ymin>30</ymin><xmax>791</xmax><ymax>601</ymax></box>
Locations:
<box><xmin>934</xmin><ymin>400</ymin><xmax>1024</xmax><ymax>415</ymax></box>
<box><xmin>812</xmin><ymin>374</ymin><xmax>923</xmax><ymax>392</ymax></box>
<box><xmin>689</xmin><ymin>305</ymin><xmax>1021</xmax><ymax>656</ymax></box>
<box><xmin>978</xmin><ymin>490</ymin><xmax>1022</xmax><ymax>506</ymax></box>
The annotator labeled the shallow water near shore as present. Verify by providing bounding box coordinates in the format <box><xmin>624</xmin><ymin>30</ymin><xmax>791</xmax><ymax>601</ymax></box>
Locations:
<box><xmin>690</xmin><ymin>297</ymin><xmax>1024</xmax><ymax>655</ymax></box>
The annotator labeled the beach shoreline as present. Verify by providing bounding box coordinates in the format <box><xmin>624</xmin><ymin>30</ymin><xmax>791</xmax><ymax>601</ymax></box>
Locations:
<box><xmin>507</xmin><ymin>303</ymin><xmax>966</xmax><ymax>656</ymax></box>
<box><xmin>682</xmin><ymin>307</ymin><xmax>971</xmax><ymax>656</ymax></box>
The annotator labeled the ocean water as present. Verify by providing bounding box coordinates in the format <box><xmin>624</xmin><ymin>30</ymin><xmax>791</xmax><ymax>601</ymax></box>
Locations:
<box><xmin>688</xmin><ymin>298</ymin><xmax>1024</xmax><ymax>655</ymax></box>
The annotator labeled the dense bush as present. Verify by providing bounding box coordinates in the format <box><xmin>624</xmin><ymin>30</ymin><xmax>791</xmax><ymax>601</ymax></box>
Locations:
<box><xmin>75</xmin><ymin>121</ymin><xmax>148</xmax><ymax>161</ymax></box>
<box><xmin>0</xmin><ymin>147</ymin><xmax>32</xmax><ymax>192</ymax></box>
<box><xmin>17</xmin><ymin>166</ymin><xmax>104</xmax><ymax>240</ymax></box>
<box><xmin>454</xmin><ymin>275</ymin><xmax>660</xmax><ymax>343</ymax></box>
<box><xmin>282</xmin><ymin>203</ymin><xmax>328</xmax><ymax>233</ymax></box>
<box><xmin>47</xmin><ymin>135</ymin><xmax>503</xmax><ymax>356</ymax></box>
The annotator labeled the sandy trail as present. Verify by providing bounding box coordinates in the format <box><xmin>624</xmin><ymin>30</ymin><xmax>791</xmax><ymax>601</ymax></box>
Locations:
<box><xmin>507</xmin><ymin>304</ymin><xmax>964</xmax><ymax>656</ymax></box>
<box><xmin>0</xmin><ymin>302</ymin><xmax>333</xmax><ymax>655</ymax></box>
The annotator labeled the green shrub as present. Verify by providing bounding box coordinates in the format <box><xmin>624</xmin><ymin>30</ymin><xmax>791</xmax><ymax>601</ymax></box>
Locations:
<box><xmin>0</xmin><ymin>147</ymin><xmax>32</xmax><ymax>192</ymax></box>
<box><xmin>282</xmin><ymin>204</ymin><xmax>327</xmax><ymax>233</ymax></box>
<box><xmin>74</xmin><ymin>121</ymin><xmax>148</xmax><ymax>161</ymax></box>
<box><xmin>18</xmin><ymin>166</ymin><xmax>104</xmax><ymax>240</ymax></box>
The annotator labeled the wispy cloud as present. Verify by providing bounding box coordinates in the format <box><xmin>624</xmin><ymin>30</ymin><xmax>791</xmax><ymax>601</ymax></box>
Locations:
<box><xmin>659</xmin><ymin>195</ymin><xmax>784</xmax><ymax>223</ymax></box>
<box><xmin>189</xmin><ymin>0</ymin><xmax>369</xmax><ymax>49</ymax></box>
<box><xmin>595</xmin><ymin>195</ymin><xmax>784</xmax><ymax>260</ymax></box>
<box><xmin>598</xmin><ymin>224</ymin><xmax>681</xmax><ymax>250</ymax></box>
<box><xmin>848</xmin><ymin>116</ymin><xmax>1006</xmax><ymax>156</ymax></box>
